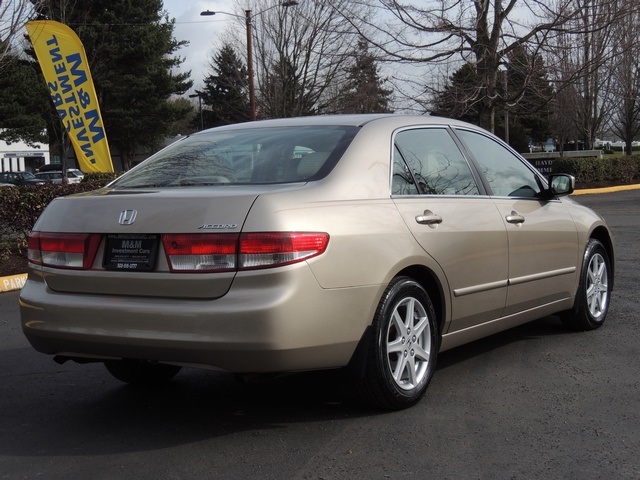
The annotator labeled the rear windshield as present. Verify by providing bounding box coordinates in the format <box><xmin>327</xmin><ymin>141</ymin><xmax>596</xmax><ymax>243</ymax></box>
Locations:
<box><xmin>111</xmin><ymin>125</ymin><xmax>359</xmax><ymax>188</ymax></box>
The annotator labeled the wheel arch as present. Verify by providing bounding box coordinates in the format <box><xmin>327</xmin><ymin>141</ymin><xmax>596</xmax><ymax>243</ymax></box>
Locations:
<box><xmin>590</xmin><ymin>226</ymin><xmax>615</xmax><ymax>290</ymax></box>
<box><xmin>394</xmin><ymin>265</ymin><xmax>446</xmax><ymax>335</ymax></box>
<box><xmin>346</xmin><ymin>264</ymin><xmax>447</xmax><ymax>380</ymax></box>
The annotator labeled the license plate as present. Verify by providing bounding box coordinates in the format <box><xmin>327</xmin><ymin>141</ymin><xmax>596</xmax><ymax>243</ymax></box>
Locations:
<box><xmin>103</xmin><ymin>234</ymin><xmax>159</xmax><ymax>271</ymax></box>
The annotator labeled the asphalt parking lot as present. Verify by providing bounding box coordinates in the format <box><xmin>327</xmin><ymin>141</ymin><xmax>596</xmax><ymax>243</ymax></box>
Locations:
<box><xmin>0</xmin><ymin>189</ymin><xmax>638</xmax><ymax>479</ymax></box>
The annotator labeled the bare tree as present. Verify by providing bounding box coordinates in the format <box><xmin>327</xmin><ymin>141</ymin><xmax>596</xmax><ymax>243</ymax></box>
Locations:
<box><xmin>545</xmin><ymin>0</ymin><xmax>640</xmax><ymax>150</ymax></box>
<box><xmin>567</xmin><ymin>0</ymin><xmax>616</xmax><ymax>150</ymax></box>
<box><xmin>0</xmin><ymin>0</ymin><xmax>40</xmax><ymax>68</ymax></box>
<box><xmin>550</xmin><ymin>81</ymin><xmax>580</xmax><ymax>154</ymax></box>
<box><xmin>227</xmin><ymin>0</ymin><xmax>367</xmax><ymax>118</ymax></box>
<box><xmin>330</xmin><ymin>1</ymin><xmax>635</xmax><ymax>135</ymax></box>
<box><xmin>608</xmin><ymin>0</ymin><xmax>640</xmax><ymax>154</ymax></box>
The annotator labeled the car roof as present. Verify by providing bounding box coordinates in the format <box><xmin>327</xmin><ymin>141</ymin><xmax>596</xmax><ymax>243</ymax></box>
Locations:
<box><xmin>192</xmin><ymin>114</ymin><xmax>480</xmax><ymax>133</ymax></box>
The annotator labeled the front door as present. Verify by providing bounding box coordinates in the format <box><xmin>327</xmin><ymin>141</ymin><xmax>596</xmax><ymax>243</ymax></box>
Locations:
<box><xmin>453</xmin><ymin>128</ymin><xmax>579</xmax><ymax>316</ymax></box>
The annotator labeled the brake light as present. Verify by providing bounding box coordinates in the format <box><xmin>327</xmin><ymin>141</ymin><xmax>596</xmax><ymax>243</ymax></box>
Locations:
<box><xmin>27</xmin><ymin>231</ymin><xmax>329</xmax><ymax>273</ymax></box>
<box><xmin>162</xmin><ymin>232</ymin><xmax>329</xmax><ymax>272</ymax></box>
<box><xmin>163</xmin><ymin>233</ymin><xmax>238</xmax><ymax>272</ymax></box>
<box><xmin>239</xmin><ymin>232</ymin><xmax>329</xmax><ymax>269</ymax></box>
<box><xmin>28</xmin><ymin>232</ymin><xmax>101</xmax><ymax>270</ymax></box>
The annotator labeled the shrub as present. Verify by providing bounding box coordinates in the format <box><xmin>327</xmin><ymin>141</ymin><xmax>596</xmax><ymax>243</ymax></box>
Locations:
<box><xmin>0</xmin><ymin>172</ymin><xmax>119</xmax><ymax>259</ymax></box>
<box><xmin>610</xmin><ymin>157</ymin><xmax>639</xmax><ymax>183</ymax></box>
<box><xmin>82</xmin><ymin>172</ymin><xmax>120</xmax><ymax>188</ymax></box>
<box><xmin>552</xmin><ymin>155</ymin><xmax>640</xmax><ymax>185</ymax></box>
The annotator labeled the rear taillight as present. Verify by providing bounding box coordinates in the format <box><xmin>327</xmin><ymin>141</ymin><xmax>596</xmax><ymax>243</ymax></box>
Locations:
<box><xmin>163</xmin><ymin>233</ymin><xmax>238</xmax><ymax>272</ymax></box>
<box><xmin>163</xmin><ymin>232</ymin><xmax>329</xmax><ymax>273</ymax></box>
<box><xmin>27</xmin><ymin>231</ymin><xmax>329</xmax><ymax>273</ymax></box>
<box><xmin>28</xmin><ymin>232</ymin><xmax>101</xmax><ymax>270</ymax></box>
<box><xmin>239</xmin><ymin>232</ymin><xmax>329</xmax><ymax>269</ymax></box>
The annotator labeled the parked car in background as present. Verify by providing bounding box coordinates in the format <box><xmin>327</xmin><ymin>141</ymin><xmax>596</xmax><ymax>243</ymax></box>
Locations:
<box><xmin>34</xmin><ymin>168</ymin><xmax>84</xmax><ymax>184</ymax></box>
<box><xmin>0</xmin><ymin>171</ymin><xmax>45</xmax><ymax>185</ymax></box>
<box><xmin>34</xmin><ymin>172</ymin><xmax>64</xmax><ymax>184</ymax></box>
<box><xmin>67</xmin><ymin>168</ymin><xmax>85</xmax><ymax>182</ymax></box>
<box><xmin>20</xmin><ymin>114</ymin><xmax>615</xmax><ymax>410</ymax></box>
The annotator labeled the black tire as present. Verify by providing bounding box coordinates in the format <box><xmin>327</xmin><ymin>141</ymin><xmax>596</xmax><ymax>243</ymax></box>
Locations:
<box><xmin>104</xmin><ymin>359</ymin><xmax>181</xmax><ymax>384</ymax></box>
<box><xmin>357</xmin><ymin>277</ymin><xmax>439</xmax><ymax>410</ymax></box>
<box><xmin>561</xmin><ymin>238</ymin><xmax>612</xmax><ymax>331</ymax></box>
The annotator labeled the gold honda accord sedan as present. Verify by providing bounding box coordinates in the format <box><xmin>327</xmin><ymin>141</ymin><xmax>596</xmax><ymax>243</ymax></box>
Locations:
<box><xmin>20</xmin><ymin>115</ymin><xmax>614</xmax><ymax>409</ymax></box>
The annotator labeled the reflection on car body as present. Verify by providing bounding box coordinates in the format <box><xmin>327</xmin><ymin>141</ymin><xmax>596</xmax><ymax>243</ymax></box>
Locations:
<box><xmin>20</xmin><ymin>115</ymin><xmax>614</xmax><ymax>410</ymax></box>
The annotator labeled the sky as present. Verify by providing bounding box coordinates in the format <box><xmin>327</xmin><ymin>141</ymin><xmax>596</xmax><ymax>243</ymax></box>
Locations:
<box><xmin>163</xmin><ymin>0</ymin><xmax>238</xmax><ymax>94</ymax></box>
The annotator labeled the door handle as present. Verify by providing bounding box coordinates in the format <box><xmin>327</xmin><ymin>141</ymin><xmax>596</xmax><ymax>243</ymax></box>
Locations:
<box><xmin>415</xmin><ymin>210</ymin><xmax>443</xmax><ymax>225</ymax></box>
<box><xmin>505</xmin><ymin>211</ymin><xmax>525</xmax><ymax>224</ymax></box>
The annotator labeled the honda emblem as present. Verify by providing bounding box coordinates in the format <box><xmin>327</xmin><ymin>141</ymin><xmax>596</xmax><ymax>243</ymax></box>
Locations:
<box><xmin>119</xmin><ymin>209</ymin><xmax>137</xmax><ymax>225</ymax></box>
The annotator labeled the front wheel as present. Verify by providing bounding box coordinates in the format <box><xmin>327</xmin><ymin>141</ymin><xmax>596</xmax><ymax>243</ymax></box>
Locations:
<box><xmin>357</xmin><ymin>277</ymin><xmax>439</xmax><ymax>410</ymax></box>
<box><xmin>105</xmin><ymin>359</ymin><xmax>182</xmax><ymax>384</ymax></box>
<box><xmin>561</xmin><ymin>238</ymin><xmax>612</xmax><ymax>331</ymax></box>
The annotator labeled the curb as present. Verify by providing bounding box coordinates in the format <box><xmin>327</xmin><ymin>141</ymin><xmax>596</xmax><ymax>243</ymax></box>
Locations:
<box><xmin>0</xmin><ymin>273</ymin><xmax>27</xmax><ymax>294</ymax></box>
<box><xmin>2</xmin><ymin>183</ymin><xmax>639</xmax><ymax>294</ymax></box>
<box><xmin>571</xmin><ymin>183</ymin><xmax>640</xmax><ymax>195</ymax></box>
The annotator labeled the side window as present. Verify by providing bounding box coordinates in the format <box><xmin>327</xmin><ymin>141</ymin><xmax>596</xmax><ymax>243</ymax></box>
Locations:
<box><xmin>393</xmin><ymin>128</ymin><xmax>479</xmax><ymax>196</ymax></box>
<box><xmin>392</xmin><ymin>146</ymin><xmax>419</xmax><ymax>195</ymax></box>
<box><xmin>455</xmin><ymin>129</ymin><xmax>542</xmax><ymax>198</ymax></box>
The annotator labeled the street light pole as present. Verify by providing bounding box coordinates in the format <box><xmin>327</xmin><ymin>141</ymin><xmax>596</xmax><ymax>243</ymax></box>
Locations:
<box><xmin>200</xmin><ymin>2</ymin><xmax>298</xmax><ymax>122</ymax></box>
<box><xmin>189</xmin><ymin>92</ymin><xmax>204</xmax><ymax>130</ymax></box>
<box><xmin>503</xmin><ymin>66</ymin><xmax>509</xmax><ymax>145</ymax></box>
<box><xmin>245</xmin><ymin>9</ymin><xmax>256</xmax><ymax>121</ymax></box>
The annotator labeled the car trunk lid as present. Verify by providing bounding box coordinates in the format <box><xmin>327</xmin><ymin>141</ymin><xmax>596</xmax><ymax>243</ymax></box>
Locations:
<box><xmin>31</xmin><ymin>187</ymin><xmax>261</xmax><ymax>299</ymax></box>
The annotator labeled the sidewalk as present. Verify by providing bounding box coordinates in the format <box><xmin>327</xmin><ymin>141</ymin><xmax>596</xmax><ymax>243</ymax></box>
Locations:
<box><xmin>2</xmin><ymin>183</ymin><xmax>639</xmax><ymax>293</ymax></box>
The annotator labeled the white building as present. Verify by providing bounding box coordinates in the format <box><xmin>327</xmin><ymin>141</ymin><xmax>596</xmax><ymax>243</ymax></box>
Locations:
<box><xmin>0</xmin><ymin>132</ymin><xmax>50</xmax><ymax>173</ymax></box>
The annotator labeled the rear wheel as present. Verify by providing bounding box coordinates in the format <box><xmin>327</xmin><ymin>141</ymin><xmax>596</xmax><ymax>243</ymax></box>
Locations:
<box><xmin>357</xmin><ymin>277</ymin><xmax>439</xmax><ymax>410</ymax></box>
<box><xmin>561</xmin><ymin>238</ymin><xmax>611</xmax><ymax>330</ymax></box>
<box><xmin>104</xmin><ymin>359</ymin><xmax>182</xmax><ymax>384</ymax></box>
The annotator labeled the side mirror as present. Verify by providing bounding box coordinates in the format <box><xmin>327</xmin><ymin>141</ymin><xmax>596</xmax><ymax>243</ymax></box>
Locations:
<box><xmin>547</xmin><ymin>174</ymin><xmax>575</xmax><ymax>197</ymax></box>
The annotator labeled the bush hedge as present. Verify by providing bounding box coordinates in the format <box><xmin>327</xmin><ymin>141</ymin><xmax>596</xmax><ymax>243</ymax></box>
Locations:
<box><xmin>0</xmin><ymin>172</ymin><xmax>119</xmax><ymax>260</ymax></box>
<box><xmin>552</xmin><ymin>155</ymin><xmax>640</xmax><ymax>185</ymax></box>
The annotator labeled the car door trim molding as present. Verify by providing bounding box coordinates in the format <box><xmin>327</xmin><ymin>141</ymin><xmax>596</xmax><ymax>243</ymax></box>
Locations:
<box><xmin>454</xmin><ymin>266</ymin><xmax>576</xmax><ymax>297</ymax></box>
<box><xmin>508</xmin><ymin>266</ymin><xmax>576</xmax><ymax>286</ymax></box>
<box><xmin>454</xmin><ymin>279</ymin><xmax>509</xmax><ymax>297</ymax></box>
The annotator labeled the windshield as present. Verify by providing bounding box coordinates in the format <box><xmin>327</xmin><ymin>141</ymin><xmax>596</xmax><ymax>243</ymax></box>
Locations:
<box><xmin>111</xmin><ymin>125</ymin><xmax>358</xmax><ymax>189</ymax></box>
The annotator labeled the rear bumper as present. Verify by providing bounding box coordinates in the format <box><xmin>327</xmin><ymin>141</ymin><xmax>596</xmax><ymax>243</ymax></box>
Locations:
<box><xmin>19</xmin><ymin>266</ymin><xmax>380</xmax><ymax>373</ymax></box>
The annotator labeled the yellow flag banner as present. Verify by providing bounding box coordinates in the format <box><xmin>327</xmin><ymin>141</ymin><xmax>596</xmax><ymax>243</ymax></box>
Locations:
<box><xmin>26</xmin><ymin>20</ymin><xmax>114</xmax><ymax>173</ymax></box>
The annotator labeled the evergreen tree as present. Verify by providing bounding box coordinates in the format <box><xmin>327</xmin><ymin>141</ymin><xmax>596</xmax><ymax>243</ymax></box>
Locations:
<box><xmin>431</xmin><ymin>46</ymin><xmax>553</xmax><ymax>152</ymax></box>
<box><xmin>499</xmin><ymin>44</ymin><xmax>554</xmax><ymax>152</ymax></box>
<box><xmin>430</xmin><ymin>63</ymin><xmax>482</xmax><ymax>125</ymax></box>
<box><xmin>200</xmin><ymin>44</ymin><xmax>249</xmax><ymax>128</ymax></box>
<box><xmin>335</xmin><ymin>39</ymin><xmax>393</xmax><ymax>114</ymax></box>
<box><xmin>32</xmin><ymin>0</ymin><xmax>192</xmax><ymax>170</ymax></box>
<box><xmin>0</xmin><ymin>50</ymin><xmax>49</xmax><ymax>146</ymax></box>
<box><xmin>166</xmin><ymin>97</ymin><xmax>196</xmax><ymax>136</ymax></box>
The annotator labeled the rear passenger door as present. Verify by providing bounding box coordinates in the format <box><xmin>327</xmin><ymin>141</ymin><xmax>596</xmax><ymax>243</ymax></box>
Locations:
<box><xmin>391</xmin><ymin>126</ymin><xmax>509</xmax><ymax>332</ymax></box>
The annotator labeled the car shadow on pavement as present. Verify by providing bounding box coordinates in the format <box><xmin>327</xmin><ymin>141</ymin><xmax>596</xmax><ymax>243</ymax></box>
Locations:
<box><xmin>435</xmin><ymin>314</ymin><xmax>572</xmax><ymax>371</ymax></box>
<box><xmin>1</xmin><ymin>314</ymin><xmax>575</xmax><ymax>458</ymax></box>
<box><xmin>0</xmin><ymin>359</ymin><xmax>375</xmax><ymax>457</ymax></box>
